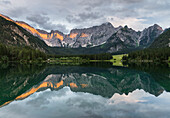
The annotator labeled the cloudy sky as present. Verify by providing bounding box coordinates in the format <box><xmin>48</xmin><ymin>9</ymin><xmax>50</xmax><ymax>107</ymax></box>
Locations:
<box><xmin>0</xmin><ymin>0</ymin><xmax>170</xmax><ymax>33</ymax></box>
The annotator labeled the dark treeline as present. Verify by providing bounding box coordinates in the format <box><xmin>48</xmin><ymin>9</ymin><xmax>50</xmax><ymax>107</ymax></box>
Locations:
<box><xmin>0</xmin><ymin>43</ymin><xmax>113</xmax><ymax>63</ymax></box>
<box><xmin>49</xmin><ymin>53</ymin><xmax>112</xmax><ymax>60</ymax></box>
<box><xmin>123</xmin><ymin>47</ymin><xmax>170</xmax><ymax>62</ymax></box>
<box><xmin>0</xmin><ymin>43</ymin><xmax>47</xmax><ymax>62</ymax></box>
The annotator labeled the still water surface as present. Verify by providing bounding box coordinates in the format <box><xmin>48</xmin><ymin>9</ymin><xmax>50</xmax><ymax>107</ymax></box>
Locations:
<box><xmin>0</xmin><ymin>63</ymin><xmax>170</xmax><ymax>118</ymax></box>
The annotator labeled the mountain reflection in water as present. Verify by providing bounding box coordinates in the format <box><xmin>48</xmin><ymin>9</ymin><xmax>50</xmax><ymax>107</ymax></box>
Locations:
<box><xmin>0</xmin><ymin>63</ymin><xmax>170</xmax><ymax>118</ymax></box>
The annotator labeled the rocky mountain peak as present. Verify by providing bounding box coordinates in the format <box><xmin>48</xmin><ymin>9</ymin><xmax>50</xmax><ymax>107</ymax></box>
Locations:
<box><xmin>57</xmin><ymin>22</ymin><xmax>117</xmax><ymax>48</ymax></box>
<box><xmin>148</xmin><ymin>24</ymin><xmax>163</xmax><ymax>32</ymax></box>
<box><xmin>139</xmin><ymin>24</ymin><xmax>163</xmax><ymax>46</ymax></box>
<box><xmin>124</xmin><ymin>25</ymin><xmax>128</xmax><ymax>28</ymax></box>
<box><xmin>101</xmin><ymin>22</ymin><xmax>114</xmax><ymax>27</ymax></box>
<box><xmin>153</xmin><ymin>24</ymin><xmax>162</xmax><ymax>28</ymax></box>
<box><xmin>36</xmin><ymin>29</ymin><xmax>48</xmax><ymax>34</ymax></box>
<box><xmin>36</xmin><ymin>23</ymin><xmax>163</xmax><ymax>49</ymax></box>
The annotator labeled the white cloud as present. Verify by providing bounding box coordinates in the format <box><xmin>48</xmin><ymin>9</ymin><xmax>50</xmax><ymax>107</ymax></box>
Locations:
<box><xmin>108</xmin><ymin>16</ymin><xmax>149</xmax><ymax>31</ymax></box>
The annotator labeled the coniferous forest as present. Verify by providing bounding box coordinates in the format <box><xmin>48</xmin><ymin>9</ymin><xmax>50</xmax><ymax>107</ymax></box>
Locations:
<box><xmin>0</xmin><ymin>43</ymin><xmax>113</xmax><ymax>63</ymax></box>
<box><xmin>0</xmin><ymin>43</ymin><xmax>47</xmax><ymax>62</ymax></box>
<box><xmin>123</xmin><ymin>47</ymin><xmax>170</xmax><ymax>62</ymax></box>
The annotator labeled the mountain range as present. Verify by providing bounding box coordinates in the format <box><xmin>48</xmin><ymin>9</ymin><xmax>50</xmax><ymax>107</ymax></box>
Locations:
<box><xmin>0</xmin><ymin>13</ymin><xmax>169</xmax><ymax>55</ymax></box>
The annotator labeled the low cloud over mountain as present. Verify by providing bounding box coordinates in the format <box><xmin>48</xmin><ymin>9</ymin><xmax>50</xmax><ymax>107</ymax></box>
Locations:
<box><xmin>0</xmin><ymin>0</ymin><xmax>169</xmax><ymax>33</ymax></box>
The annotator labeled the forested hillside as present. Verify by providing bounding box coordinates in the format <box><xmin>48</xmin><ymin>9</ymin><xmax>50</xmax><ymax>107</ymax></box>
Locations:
<box><xmin>123</xmin><ymin>48</ymin><xmax>170</xmax><ymax>62</ymax></box>
<box><xmin>0</xmin><ymin>43</ymin><xmax>47</xmax><ymax>62</ymax></box>
<box><xmin>0</xmin><ymin>16</ymin><xmax>50</xmax><ymax>53</ymax></box>
<box><xmin>150</xmin><ymin>29</ymin><xmax>170</xmax><ymax>48</ymax></box>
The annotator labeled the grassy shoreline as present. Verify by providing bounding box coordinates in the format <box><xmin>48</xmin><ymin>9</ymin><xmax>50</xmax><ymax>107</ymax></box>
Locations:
<box><xmin>0</xmin><ymin>54</ymin><xmax>169</xmax><ymax>67</ymax></box>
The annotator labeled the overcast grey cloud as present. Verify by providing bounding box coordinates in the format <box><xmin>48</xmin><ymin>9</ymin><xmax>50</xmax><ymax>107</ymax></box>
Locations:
<box><xmin>66</xmin><ymin>12</ymin><xmax>103</xmax><ymax>23</ymax></box>
<box><xmin>0</xmin><ymin>0</ymin><xmax>170</xmax><ymax>33</ymax></box>
<box><xmin>0</xmin><ymin>0</ymin><xmax>11</xmax><ymax>4</ymax></box>
<box><xmin>27</xmin><ymin>14</ymin><xmax>69</xmax><ymax>32</ymax></box>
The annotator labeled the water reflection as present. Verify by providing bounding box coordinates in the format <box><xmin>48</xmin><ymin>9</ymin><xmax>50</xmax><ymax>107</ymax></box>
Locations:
<box><xmin>0</xmin><ymin>63</ymin><xmax>170</xmax><ymax>118</ymax></box>
<box><xmin>1</xmin><ymin>87</ymin><xmax>170</xmax><ymax>118</ymax></box>
<box><xmin>0</xmin><ymin>63</ymin><xmax>47</xmax><ymax>106</ymax></box>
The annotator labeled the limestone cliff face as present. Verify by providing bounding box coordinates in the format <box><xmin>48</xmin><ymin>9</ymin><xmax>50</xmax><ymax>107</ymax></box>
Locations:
<box><xmin>96</xmin><ymin>25</ymin><xmax>163</xmax><ymax>53</ymax></box>
<box><xmin>37</xmin><ymin>22</ymin><xmax>118</xmax><ymax>48</ymax></box>
<box><xmin>36</xmin><ymin>23</ymin><xmax>163</xmax><ymax>51</ymax></box>
<box><xmin>37</xmin><ymin>23</ymin><xmax>162</xmax><ymax>49</ymax></box>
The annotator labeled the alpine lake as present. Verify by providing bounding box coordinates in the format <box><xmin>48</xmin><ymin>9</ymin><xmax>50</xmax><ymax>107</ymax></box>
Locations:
<box><xmin>0</xmin><ymin>62</ymin><xmax>170</xmax><ymax>118</ymax></box>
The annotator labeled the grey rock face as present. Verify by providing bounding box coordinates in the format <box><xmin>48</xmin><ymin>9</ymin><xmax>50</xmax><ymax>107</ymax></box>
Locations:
<box><xmin>139</xmin><ymin>24</ymin><xmax>163</xmax><ymax>47</ymax></box>
<box><xmin>104</xmin><ymin>24</ymin><xmax>163</xmax><ymax>53</ymax></box>
<box><xmin>66</xmin><ymin>22</ymin><xmax>117</xmax><ymax>48</ymax></box>
<box><xmin>38</xmin><ymin>23</ymin><xmax>163</xmax><ymax>52</ymax></box>
<box><xmin>36</xmin><ymin>29</ymin><xmax>64</xmax><ymax>47</ymax></box>
<box><xmin>38</xmin><ymin>22</ymin><xmax>118</xmax><ymax>48</ymax></box>
<box><xmin>112</xmin><ymin>26</ymin><xmax>140</xmax><ymax>47</ymax></box>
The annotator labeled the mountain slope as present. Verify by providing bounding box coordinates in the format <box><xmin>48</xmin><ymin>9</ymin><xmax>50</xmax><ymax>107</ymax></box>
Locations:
<box><xmin>0</xmin><ymin>15</ymin><xmax>50</xmax><ymax>52</ymax></box>
<box><xmin>139</xmin><ymin>24</ymin><xmax>163</xmax><ymax>47</ymax></box>
<box><xmin>150</xmin><ymin>28</ymin><xmax>170</xmax><ymax>48</ymax></box>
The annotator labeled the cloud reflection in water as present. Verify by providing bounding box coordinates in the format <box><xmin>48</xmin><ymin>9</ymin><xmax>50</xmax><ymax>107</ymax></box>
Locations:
<box><xmin>0</xmin><ymin>87</ymin><xmax>170</xmax><ymax>118</ymax></box>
